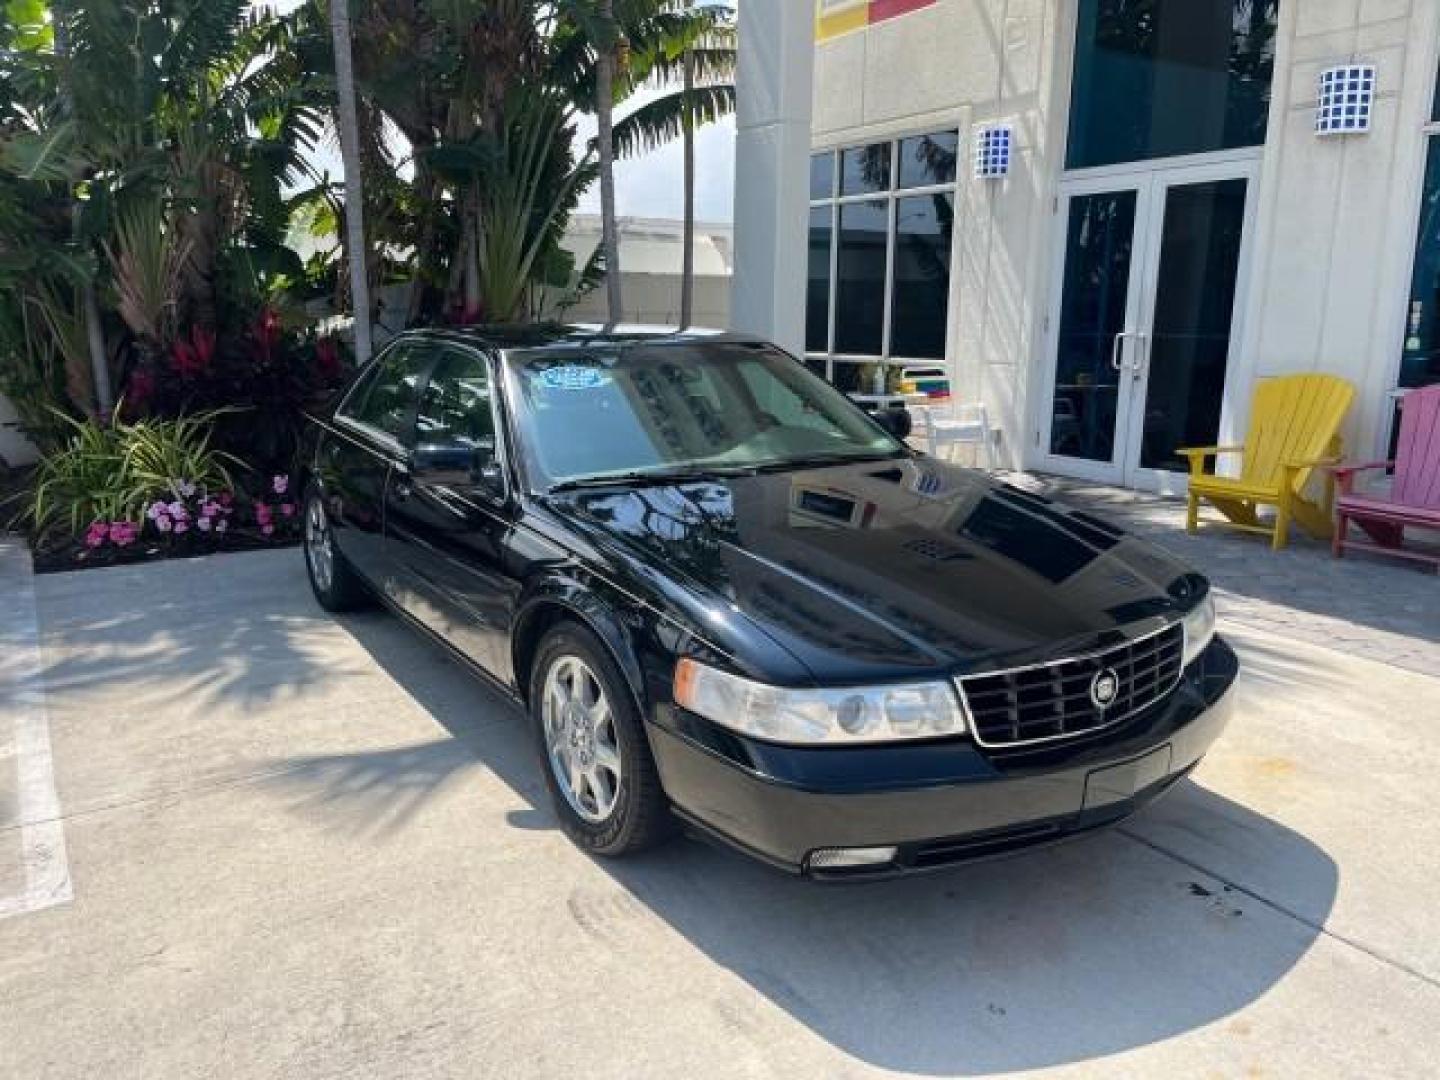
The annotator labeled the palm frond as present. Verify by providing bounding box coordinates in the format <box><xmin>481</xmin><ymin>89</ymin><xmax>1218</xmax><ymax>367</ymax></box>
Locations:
<box><xmin>611</xmin><ymin>84</ymin><xmax>735</xmax><ymax>159</ymax></box>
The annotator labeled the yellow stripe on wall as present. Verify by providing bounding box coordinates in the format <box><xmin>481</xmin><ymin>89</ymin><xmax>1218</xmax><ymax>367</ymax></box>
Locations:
<box><xmin>816</xmin><ymin>3</ymin><xmax>870</xmax><ymax>41</ymax></box>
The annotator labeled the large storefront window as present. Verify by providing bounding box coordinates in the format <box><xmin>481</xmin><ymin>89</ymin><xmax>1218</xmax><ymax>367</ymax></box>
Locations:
<box><xmin>1067</xmin><ymin>0</ymin><xmax>1279</xmax><ymax>170</ymax></box>
<box><xmin>1400</xmin><ymin>86</ymin><xmax>1440</xmax><ymax>389</ymax></box>
<box><xmin>806</xmin><ymin>130</ymin><xmax>956</xmax><ymax>391</ymax></box>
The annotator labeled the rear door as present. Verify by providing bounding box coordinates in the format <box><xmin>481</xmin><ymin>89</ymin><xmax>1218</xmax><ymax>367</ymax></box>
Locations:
<box><xmin>322</xmin><ymin>341</ymin><xmax>433</xmax><ymax>585</ymax></box>
<box><xmin>383</xmin><ymin>345</ymin><xmax>520</xmax><ymax>679</ymax></box>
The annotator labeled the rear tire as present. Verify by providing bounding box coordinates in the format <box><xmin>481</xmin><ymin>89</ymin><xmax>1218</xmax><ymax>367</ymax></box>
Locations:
<box><xmin>529</xmin><ymin>621</ymin><xmax>672</xmax><ymax>857</ymax></box>
<box><xmin>303</xmin><ymin>487</ymin><xmax>370</xmax><ymax>612</ymax></box>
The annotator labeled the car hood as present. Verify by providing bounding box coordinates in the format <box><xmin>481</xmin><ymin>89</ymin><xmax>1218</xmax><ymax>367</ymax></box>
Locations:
<box><xmin>543</xmin><ymin>458</ymin><xmax>1205</xmax><ymax>683</ymax></box>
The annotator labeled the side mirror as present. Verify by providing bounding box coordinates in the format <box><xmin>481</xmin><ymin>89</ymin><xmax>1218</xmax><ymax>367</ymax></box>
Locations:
<box><xmin>873</xmin><ymin>407</ymin><xmax>913</xmax><ymax>441</ymax></box>
<box><xmin>411</xmin><ymin>443</ymin><xmax>475</xmax><ymax>486</ymax></box>
<box><xmin>411</xmin><ymin>442</ymin><xmax>507</xmax><ymax>500</ymax></box>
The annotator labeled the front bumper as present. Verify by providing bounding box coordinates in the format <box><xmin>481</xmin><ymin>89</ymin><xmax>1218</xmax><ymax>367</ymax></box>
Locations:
<box><xmin>648</xmin><ymin>637</ymin><xmax>1239</xmax><ymax>878</ymax></box>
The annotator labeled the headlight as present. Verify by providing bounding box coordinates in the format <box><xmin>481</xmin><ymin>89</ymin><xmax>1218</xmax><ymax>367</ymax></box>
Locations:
<box><xmin>673</xmin><ymin>659</ymin><xmax>968</xmax><ymax>745</ymax></box>
<box><xmin>1181</xmin><ymin>594</ymin><xmax>1217</xmax><ymax>668</ymax></box>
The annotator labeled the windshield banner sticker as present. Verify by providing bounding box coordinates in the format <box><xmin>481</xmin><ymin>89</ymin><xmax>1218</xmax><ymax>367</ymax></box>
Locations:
<box><xmin>537</xmin><ymin>365</ymin><xmax>610</xmax><ymax>391</ymax></box>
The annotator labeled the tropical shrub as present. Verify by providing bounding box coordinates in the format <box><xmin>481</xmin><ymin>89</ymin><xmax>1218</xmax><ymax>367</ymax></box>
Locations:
<box><xmin>27</xmin><ymin>408</ymin><xmax>239</xmax><ymax>542</ymax></box>
<box><xmin>124</xmin><ymin>311</ymin><xmax>350</xmax><ymax>478</ymax></box>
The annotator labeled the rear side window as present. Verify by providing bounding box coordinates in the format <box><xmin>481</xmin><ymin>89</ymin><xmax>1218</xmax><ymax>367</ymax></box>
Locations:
<box><xmin>339</xmin><ymin>344</ymin><xmax>431</xmax><ymax>442</ymax></box>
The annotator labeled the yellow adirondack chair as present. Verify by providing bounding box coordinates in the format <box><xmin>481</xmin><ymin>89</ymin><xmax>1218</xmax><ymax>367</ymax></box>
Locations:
<box><xmin>1179</xmin><ymin>374</ymin><xmax>1355</xmax><ymax>551</ymax></box>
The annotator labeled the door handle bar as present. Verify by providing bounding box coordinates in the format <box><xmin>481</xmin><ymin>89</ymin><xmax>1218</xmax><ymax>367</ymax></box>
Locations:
<box><xmin>1110</xmin><ymin>331</ymin><xmax>1148</xmax><ymax>375</ymax></box>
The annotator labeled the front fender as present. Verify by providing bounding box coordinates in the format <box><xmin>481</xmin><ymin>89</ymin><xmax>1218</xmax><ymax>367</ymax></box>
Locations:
<box><xmin>511</xmin><ymin>573</ymin><xmax>661</xmax><ymax>714</ymax></box>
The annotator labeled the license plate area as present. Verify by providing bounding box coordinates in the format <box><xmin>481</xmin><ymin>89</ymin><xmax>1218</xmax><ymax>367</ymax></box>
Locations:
<box><xmin>1083</xmin><ymin>745</ymin><xmax>1173</xmax><ymax>812</ymax></box>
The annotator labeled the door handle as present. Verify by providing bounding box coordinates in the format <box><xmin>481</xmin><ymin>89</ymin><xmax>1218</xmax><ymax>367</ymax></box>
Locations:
<box><xmin>1111</xmin><ymin>331</ymin><xmax>1134</xmax><ymax>372</ymax></box>
<box><xmin>1110</xmin><ymin>332</ymin><xmax>1148</xmax><ymax>378</ymax></box>
<box><xmin>1130</xmin><ymin>333</ymin><xmax>1149</xmax><ymax>380</ymax></box>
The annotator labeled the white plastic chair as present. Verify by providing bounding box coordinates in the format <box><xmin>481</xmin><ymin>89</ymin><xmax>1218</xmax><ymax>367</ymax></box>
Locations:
<box><xmin>916</xmin><ymin>401</ymin><xmax>995</xmax><ymax>470</ymax></box>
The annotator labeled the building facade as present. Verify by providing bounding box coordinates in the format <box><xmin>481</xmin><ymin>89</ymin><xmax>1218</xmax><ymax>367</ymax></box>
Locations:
<box><xmin>803</xmin><ymin>0</ymin><xmax>1440</xmax><ymax>491</ymax></box>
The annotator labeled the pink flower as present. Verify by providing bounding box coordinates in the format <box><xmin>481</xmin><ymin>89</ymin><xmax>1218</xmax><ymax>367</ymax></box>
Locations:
<box><xmin>174</xmin><ymin>521</ymin><xmax>189</xmax><ymax>535</ymax></box>
<box><xmin>197</xmin><ymin>516</ymin><xmax>212</xmax><ymax>532</ymax></box>
<box><xmin>167</xmin><ymin>501</ymin><xmax>186</xmax><ymax>519</ymax></box>
<box><xmin>280</xmin><ymin>502</ymin><xmax>295</xmax><ymax>518</ymax></box>
<box><xmin>261</xmin><ymin>524</ymin><xmax>275</xmax><ymax>537</ymax></box>
<box><xmin>110</xmin><ymin>522</ymin><xmax>137</xmax><ymax>548</ymax></box>
<box><xmin>146</xmin><ymin>501</ymin><xmax>167</xmax><ymax>521</ymax></box>
<box><xmin>272</xmin><ymin>475</ymin><xmax>289</xmax><ymax>496</ymax></box>
<box><xmin>215</xmin><ymin>519</ymin><xmax>229</xmax><ymax>534</ymax></box>
<box><xmin>255</xmin><ymin>503</ymin><xmax>273</xmax><ymax>524</ymax></box>
<box><xmin>176</xmin><ymin>480</ymin><xmax>197</xmax><ymax>499</ymax></box>
<box><xmin>85</xmin><ymin>522</ymin><xmax>109</xmax><ymax>549</ymax></box>
<box><xmin>156</xmin><ymin>515</ymin><xmax>173</xmax><ymax>533</ymax></box>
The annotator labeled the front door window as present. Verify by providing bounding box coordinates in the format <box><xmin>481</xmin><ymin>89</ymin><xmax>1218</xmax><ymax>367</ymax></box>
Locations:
<box><xmin>1139</xmin><ymin>178</ymin><xmax>1248</xmax><ymax>472</ymax></box>
<box><xmin>1049</xmin><ymin>191</ymin><xmax>1138</xmax><ymax>462</ymax></box>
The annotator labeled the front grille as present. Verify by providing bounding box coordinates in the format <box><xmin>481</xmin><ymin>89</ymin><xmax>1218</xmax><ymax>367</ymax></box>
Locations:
<box><xmin>957</xmin><ymin>623</ymin><xmax>1184</xmax><ymax>749</ymax></box>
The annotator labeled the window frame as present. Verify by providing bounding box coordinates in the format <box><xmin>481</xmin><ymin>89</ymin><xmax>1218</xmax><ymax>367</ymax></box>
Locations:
<box><xmin>806</xmin><ymin>127</ymin><xmax>960</xmax><ymax>388</ymax></box>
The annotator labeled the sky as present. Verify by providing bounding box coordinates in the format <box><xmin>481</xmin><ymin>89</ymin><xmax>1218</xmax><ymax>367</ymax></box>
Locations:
<box><xmin>256</xmin><ymin>1</ymin><xmax>737</xmax><ymax>224</ymax></box>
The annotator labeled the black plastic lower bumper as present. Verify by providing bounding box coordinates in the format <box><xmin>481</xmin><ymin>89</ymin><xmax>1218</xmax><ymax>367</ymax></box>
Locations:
<box><xmin>647</xmin><ymin>637</ymin><xmax>1239</xmax><ymax>877</ymax></box>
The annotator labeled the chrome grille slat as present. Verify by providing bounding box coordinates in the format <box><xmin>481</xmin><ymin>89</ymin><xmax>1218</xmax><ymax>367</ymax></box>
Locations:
<box><xmin>957</xmin><ymin>623</ymin><xmax>1185</xmax><ymax>749</ymax></box>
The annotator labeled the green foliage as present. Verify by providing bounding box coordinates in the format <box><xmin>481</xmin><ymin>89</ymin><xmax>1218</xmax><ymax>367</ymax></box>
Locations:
<box><xmin>27</xmin><ymin>407</ymin><xmax>239</xmax><ymax>540</ymax></box>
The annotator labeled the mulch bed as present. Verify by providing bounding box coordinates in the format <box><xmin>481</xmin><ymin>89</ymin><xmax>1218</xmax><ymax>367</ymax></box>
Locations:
<box><xmin>3</xmin><ymin>463</ymin><xmax>302</xmax><ymax>574</ymax></box>
<box><xmin>28</xmin><ymin>531</ymin><xmax>301</xmax><ymax>575</ymax></box>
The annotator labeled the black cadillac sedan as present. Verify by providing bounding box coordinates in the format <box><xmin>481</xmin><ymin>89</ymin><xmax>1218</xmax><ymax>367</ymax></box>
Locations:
<box><xmin>301</xmin><ymin>326</ymin><xmax>1236</xmax><ymax>878</ymax></box>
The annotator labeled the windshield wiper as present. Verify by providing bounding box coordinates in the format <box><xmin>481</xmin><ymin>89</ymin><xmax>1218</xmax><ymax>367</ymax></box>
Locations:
<box><xmin>547</xmin><ymin>465</ymin><xmax>753</xmax><ymax>492</ymax></box>
<box><xmin>742</xmin><ymin>450</ymin><xmax>907</xmax><ymax>474</ymax></box>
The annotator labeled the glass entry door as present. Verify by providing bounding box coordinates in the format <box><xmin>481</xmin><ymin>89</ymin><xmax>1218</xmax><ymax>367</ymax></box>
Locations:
<box><xmin>1040</xmin><ymin>162</ymin><xmax>1256</xmax><ymax>491</ymax></box>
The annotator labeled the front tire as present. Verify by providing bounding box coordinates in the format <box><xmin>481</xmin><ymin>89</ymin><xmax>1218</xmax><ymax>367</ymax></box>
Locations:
<box><xmin>303</xmin><ymin>488</ymin><xmax>369</xmax><ymax>612</ymax></box>
<box><xmin>529</xmin><ymin>622</ymin><xmax>671</xmax><ymax>857</ymax></box>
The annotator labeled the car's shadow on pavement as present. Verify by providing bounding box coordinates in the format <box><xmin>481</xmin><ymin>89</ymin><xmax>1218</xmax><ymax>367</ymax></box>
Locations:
<box><xmin>268</xmin><ymin>608</ymin><xmax>1338</xmax><ymax>1077</ymax></box>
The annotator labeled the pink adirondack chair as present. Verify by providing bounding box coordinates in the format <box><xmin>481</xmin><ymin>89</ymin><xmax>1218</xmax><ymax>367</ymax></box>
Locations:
<box><xmin>1330</xmin><ymin>384</ymin><xmax>1440</xmax><ymax>569</ymax></box>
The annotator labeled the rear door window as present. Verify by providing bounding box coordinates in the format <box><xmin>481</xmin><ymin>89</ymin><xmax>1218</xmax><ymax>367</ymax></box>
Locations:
<box><xmin>339</xmin><ymin>344</ymin><xmax>433</xmax><ymax>444</ymax></box>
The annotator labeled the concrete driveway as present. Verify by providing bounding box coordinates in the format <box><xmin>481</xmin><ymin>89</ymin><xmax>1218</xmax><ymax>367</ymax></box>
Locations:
<box><xmin>3</xmin><ymin>545</ymin><xmax>1439</xmax><ymax>1078</ymax></box>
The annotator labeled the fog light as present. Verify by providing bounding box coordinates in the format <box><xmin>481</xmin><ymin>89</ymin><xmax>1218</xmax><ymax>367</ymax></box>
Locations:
<box><xmin>807</xmin><ymin>845</ymin><xmax>898</xmax><ymax>871</ymax></box>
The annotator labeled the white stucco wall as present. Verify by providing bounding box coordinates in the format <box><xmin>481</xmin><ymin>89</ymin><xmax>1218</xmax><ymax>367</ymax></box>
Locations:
<box><xmin>811</xmin><ymin>0</ymin><xmax>1440</xmax><ymax>472</ymax></box>
<box><xmin>1239</xmin><ymin>0</ymin><xmax>1440</xmax><ymax>459</ymax></box>
<box><xmin>812</xmin><ymin>0</ymin><xmax>1061</xmax><ymax>469</ymax></box>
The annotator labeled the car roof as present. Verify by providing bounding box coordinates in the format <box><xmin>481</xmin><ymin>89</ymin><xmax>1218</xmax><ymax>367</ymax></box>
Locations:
<box><xmin>394</xmin><ymin>323</ymin><xmax>769</xmax><ymax>355</ymax></box>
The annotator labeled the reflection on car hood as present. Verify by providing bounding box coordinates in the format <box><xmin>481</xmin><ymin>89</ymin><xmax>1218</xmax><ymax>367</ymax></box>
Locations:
<box><xmin>544</xmin><ymin>458</ymin><xmax>1205</xmax><ymax>682</ymax></box>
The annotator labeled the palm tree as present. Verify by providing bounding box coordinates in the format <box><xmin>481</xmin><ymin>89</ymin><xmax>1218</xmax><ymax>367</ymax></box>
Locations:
<box><xmin>610</xmin><ymin>2</ymin><xmax>735</xmax><ymax>327</ymax></box>
<box><xmin>328</xmin><ymin>0</ymin><xmax>374</xmax><ymax>364</ymax></box>
<box><xmin>680</xmin><ymin>3</ymin><xmax>695</xmax><ymax>327</ymax></box>
<box><xmin>595</xmin><ymin>0</ymin><xmax>624</xmax><ymax>325</ymax></box>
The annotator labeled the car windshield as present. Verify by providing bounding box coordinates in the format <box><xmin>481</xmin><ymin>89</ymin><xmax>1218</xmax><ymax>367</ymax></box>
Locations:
<box><xmin>505</xmin><ymin>341</ymin><xmax>906</xmax><ymax>488</ymax></box>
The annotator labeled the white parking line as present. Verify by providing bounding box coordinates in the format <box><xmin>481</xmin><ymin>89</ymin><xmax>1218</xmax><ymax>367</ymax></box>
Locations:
<box><xmin>0</xmin><ymin>540</ymin><xmax>71</xmax><ymax>921</ymax></box>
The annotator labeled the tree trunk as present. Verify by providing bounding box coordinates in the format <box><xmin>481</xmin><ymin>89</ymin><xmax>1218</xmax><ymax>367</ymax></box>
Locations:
<box><xmin>52</xmin><ymin>3</ymin><xmax>110</xmax><ymax>414</ymax></box>
<box><xmin>680</xmin><ymin>28</ymin><xmax>696</xmax><ymax>329</ymax></box>
<box><xmin>596</xmin><ymin>0</ymin><xmax>623</xmax><ymax>325</ymax></box>
<box><xmin>330</xmin><ymin>0</ymin><xmax>374</xmax><ymax>364</ymax></box>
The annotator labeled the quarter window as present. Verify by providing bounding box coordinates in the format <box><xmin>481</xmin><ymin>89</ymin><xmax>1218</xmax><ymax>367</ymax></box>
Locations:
<box><xmin>806</xmin><ymin>128</ymin><xmax>958</xmax><ymax>392</ymax></box>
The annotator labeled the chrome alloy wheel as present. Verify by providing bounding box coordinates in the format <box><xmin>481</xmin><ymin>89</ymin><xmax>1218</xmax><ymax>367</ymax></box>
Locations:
<box><xmin>542</xmin><ymin>655</ymin><xmax>623</xmax><ymax>823</ymax></box>
<box><xmin>305</xmin><ymin>497</ymin><xmax>335</xmax><ymax>593</ymax></box>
